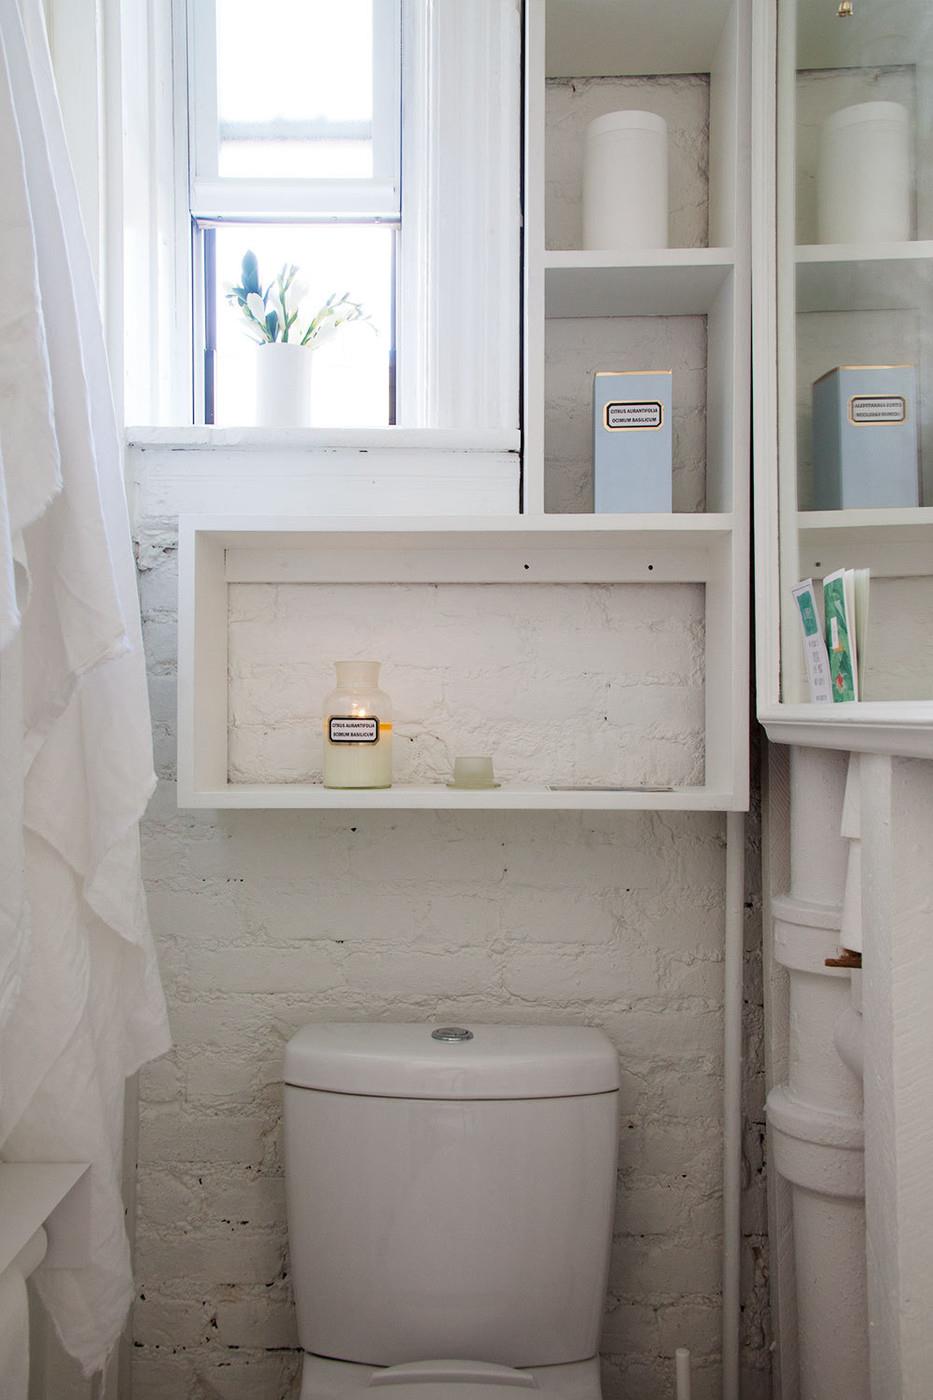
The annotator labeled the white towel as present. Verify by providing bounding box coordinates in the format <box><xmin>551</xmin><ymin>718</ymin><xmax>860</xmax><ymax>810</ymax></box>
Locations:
<box><xmin>0</xmin><ymin>0</ymin><xmax>171</xmax><ymax>1378</ymax></box>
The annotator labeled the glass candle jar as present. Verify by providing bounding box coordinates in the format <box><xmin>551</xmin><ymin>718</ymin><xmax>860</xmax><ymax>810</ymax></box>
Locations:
<box><xmin>322</xmin><ymin>661</ymin><xmax>393</xmax><ymax>789</ymax></box>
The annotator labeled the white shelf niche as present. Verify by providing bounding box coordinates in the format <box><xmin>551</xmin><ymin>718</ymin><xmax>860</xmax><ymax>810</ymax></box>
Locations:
<box><xmin>523</xmin><ymin>0</ymin><xmax>751</xmax><ymax>523</ymax></box>
<box><xmin>178</xmin><ymin>516</ymin><xmax>748</xmax><ymax>812</ymax></box>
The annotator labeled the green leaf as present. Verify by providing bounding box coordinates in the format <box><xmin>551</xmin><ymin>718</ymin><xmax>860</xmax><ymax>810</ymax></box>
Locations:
<box><xmin>266</xmin><ymin>308</ymin><xmax>279</xmax><ymax>341</ymax></box>
<box><xmin>241</xmin><ymin>250</ymin><xmax>260</xmax><ymax>295</ymax></box>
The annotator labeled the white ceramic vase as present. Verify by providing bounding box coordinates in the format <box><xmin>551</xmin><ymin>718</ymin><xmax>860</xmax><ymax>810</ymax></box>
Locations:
<box><xmin>255</xmin><ymin>341</ymin><xmax>312</xmax><ymax>427</ymax></box>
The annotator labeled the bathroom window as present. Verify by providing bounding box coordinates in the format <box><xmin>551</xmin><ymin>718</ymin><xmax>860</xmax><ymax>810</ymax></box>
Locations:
<box><xmin>112</xmin><ymin>1</ymin><xmax>520</xmax><ymax>431</ymax></box>
<box><xmin>187</xmin><ymin>0</ymin><xmax>400</xmax><ymax>426</ymax></box>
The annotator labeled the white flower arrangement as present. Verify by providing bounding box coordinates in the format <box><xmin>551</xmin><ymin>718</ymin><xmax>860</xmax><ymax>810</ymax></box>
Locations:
<box><xmin>226</xmin><ymin>250</ymin><xmax>368</xmax><ymax>348</ymax></box>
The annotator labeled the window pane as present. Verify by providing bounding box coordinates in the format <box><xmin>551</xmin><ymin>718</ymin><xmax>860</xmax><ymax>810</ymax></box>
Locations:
<box><xmin>212</xmin><ymin>224</ymin><xmax>393</xmax><ymax>427</ymax></box>
<box><xmin>215</xmin><ymin>0</ymin><xmax>374</xmax><ymax>180</ymax></box>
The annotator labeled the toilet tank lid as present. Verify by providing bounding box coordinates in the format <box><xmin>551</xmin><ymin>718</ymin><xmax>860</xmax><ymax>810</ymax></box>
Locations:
<box><xmin>284</xmin><ymin>1023</ymin><xmax>620</xmax><ymax>1099</ymax></box>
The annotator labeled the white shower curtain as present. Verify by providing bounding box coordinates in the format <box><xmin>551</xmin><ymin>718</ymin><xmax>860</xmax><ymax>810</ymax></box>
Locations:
<box><xmin>0</xmin><ymin>0</ymin><xmax>171</xmax><ymax>1378</ymax></box>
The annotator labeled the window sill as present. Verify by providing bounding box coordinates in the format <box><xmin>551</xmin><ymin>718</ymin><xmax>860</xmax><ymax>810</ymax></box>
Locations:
<box><xmin>127</xmin><ymin>427</ymin><xmax>522</xmax><ymax>539</ymax></box>
<box><xmin>125</xmin><ymin>425</ymin><xmax>521</xmax><ymax>453</ymax></box>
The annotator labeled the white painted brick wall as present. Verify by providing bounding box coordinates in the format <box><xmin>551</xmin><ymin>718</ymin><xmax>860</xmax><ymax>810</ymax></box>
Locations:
<box><xmin>133</xmin><ymin>529</ymin><xmax>769</xmax><ymax>1400</ymax></box>
<box><xmin>130</xmin><ymin>60</ymin><xmax>765</xmax><ymax>1400</ymax></box>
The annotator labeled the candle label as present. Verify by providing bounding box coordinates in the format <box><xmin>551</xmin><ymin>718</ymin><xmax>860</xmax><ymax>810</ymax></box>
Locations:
<box><xmin>848</xmin><ymin>395</ymin><xmax>907</xmax><ymax>425</ymax></box>
<box><xmin>328</xmin><ymin>716</ymin><xmax>380</xmax><ymax>743</ymax></box>
<box><xmin>604</xmin><ymin>400</ymin><xmax>663</xmax><ymax>430</ymax></box>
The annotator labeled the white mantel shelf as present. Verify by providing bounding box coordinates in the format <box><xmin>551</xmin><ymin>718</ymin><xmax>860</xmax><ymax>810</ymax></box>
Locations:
<box><xmin>759</xmin><ymin>703</ymin><xmax>933</xmax><ymax>761</ymax></box>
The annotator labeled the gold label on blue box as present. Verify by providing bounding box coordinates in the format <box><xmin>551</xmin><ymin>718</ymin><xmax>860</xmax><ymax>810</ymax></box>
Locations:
<box><xmin>594</xmin><ymin>370</ymin><xmax>672</xmax><ymax>513</ymax></box>
<box><xmin>848</xmin><ymin>395</ymin><xmax>906</xmax><ymax>425</ymax></box>
<box><xmin>811</xmin><ymin>365</ymin><xmax>919</xmax><ymax>509</ymax></box>
<box><xmin>605</xmin><ymin>401</ymin><xmax>664</xmax><ymax>430</ymax></box>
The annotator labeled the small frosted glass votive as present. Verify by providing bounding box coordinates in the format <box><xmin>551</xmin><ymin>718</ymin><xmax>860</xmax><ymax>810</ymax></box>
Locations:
<box><xmin>448</xmin><ymin>756</ymin><xmax>499</xmax><ymax>789</ymax></box>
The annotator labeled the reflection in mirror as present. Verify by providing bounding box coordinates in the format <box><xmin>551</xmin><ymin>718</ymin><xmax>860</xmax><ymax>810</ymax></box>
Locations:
<box><xmin>777</xmin><ymin>0</ymin><xmax>933</xmax><ymax>703</ymax></box>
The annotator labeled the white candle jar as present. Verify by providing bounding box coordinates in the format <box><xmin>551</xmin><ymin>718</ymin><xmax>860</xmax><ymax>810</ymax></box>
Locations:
<box><xmin>582</xmin><ymin>110</ymin><xmax>668</xmax><ymax>250</ymax></box>
<box><xmin>322</xmin><ymin>661</ymin><xmax>393</xmax><ymax>789</ymax></box>
<box><xmin>817</xmin><ymin>101</ymin><xmax>911</xmax><ymax>244</ymax></box>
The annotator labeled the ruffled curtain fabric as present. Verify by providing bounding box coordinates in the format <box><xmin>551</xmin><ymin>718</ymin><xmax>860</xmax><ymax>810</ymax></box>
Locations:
<box><xmin>0</xmin><ymin>0</ymin><xmax>170</xmax><ymax>1376</ymax></box>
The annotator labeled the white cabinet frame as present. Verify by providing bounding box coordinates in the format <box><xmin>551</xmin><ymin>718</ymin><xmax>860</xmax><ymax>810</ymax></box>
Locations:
<box><xmin>751</xmin><ymin>0</ymin><xmax>933</xmax><ymax>759</ymax></box>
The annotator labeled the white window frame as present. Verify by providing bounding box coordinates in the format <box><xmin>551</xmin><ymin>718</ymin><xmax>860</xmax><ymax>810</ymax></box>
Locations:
<box><xmin>115</xmin><ymin>0</ymin><xmax>521</xmax><ymax>435</ymax></box>
<box><xmin>186</xmin><ymin>0</ymin><xmax>401</xmax><ymax>221</ymax></box>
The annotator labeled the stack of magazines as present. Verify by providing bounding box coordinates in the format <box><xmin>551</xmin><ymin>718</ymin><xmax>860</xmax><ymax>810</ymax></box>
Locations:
<box><xmin>792</xmin><ymin>569</ymin><xmax>870</xmax><ymax>703</ymax></box>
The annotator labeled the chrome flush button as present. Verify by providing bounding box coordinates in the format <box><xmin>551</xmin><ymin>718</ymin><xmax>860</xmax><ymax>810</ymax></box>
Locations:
<box><xmin>431</xmin><ymin>1026</ymin><xmax>474</xmax><ymax>1042</ymax></box>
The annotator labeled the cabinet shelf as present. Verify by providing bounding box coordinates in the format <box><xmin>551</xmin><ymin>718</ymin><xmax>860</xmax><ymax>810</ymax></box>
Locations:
<box><xmin>797</xmin><ymin>508</ymin><xmax>933</xmax><ymax>579</ymax></box>
<box><xmin>795</xmin><ymin>242</ymin><xmax>933</xmax><ymax>314</ymax></box>
<box><xmin>752</xmin><ymin>2</ymin><xmax>933</xmax><ymax>755</ymax></box>
<box><xmin>544</xmin><ymin>249</ymin><xmax>735</xmax><ymax>318</ymax></box>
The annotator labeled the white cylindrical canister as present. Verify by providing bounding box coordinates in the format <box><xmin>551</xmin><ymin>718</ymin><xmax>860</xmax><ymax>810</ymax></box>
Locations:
<box><xmin>255</xmin><ymin>341</ymin><xmax>313</xmax><ymax>427</ymax></box>
<box><xmin>817</xmin><ymin>101</ymin><xmax>911</xmax><ymax>244</ymax></box>
<box><xmin>582</xmin><ymin>110</ymin><xmax>668</xmax><ymax>250</ymax></box>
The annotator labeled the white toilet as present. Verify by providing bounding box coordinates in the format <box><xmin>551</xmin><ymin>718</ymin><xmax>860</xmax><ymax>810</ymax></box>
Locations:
<box><xmin>284</xmin><ymin>1023</ymin><xmax>620</xmax><ymax>1400</ymax></box>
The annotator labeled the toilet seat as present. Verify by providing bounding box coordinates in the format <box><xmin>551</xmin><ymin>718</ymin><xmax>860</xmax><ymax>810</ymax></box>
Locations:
<box><xmin>344</xmin><ymin>1360</ymin><xmax>552</xmax><ymax>1400</ymax></box>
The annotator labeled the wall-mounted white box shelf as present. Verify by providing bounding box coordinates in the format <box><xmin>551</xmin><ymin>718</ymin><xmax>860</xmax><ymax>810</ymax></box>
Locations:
<box><xmin>178</xmin><ymin>516</ymin><xmax>748</xmax><ymax>811</ymax></box>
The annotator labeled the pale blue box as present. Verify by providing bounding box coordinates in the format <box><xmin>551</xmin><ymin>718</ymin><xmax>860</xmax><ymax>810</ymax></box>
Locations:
<box><xmin>811</xmin><ymin>365</ymin><xmax>919</xmax><ymax>509</ymax></box>
<box><xmin>593</xmin><ymin>370</ymin><xmax>672</xmax><ymax>513</ymax></box>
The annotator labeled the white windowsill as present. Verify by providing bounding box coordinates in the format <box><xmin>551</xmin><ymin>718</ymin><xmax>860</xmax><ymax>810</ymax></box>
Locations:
<box><xmin>126</xmin><ymin>426</ymin><xmax>522</xmax><ymax>453</ymax></box>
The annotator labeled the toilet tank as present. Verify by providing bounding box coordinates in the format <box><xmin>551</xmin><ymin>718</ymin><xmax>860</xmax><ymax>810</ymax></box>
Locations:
<box><xmin>284</xmin><ymin>1023</ymin><xmax>619</xmax><ymax>1368</ymax></box>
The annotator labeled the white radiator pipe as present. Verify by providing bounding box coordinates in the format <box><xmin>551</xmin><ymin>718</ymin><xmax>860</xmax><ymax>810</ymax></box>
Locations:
<box><xmin>767</xmin><ymin>748</ymin><xmax>868</xmax><ymax>1400</ymax></box>
<box><xmin>723</xmin><ymin>811</ymin><xmax>745</xmax><ymax>1400</ymax></box>
<box><xmin>675</xmin><ymin>1346</ymin><xmax>692</xmax><ymax>1399</ymax></box>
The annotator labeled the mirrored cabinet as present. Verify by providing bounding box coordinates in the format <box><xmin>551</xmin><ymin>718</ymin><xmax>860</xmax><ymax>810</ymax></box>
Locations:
<box><xmin>754</xmin><ymin>0</ymin><xmax>933</xmax><ymax>755</ymax></box>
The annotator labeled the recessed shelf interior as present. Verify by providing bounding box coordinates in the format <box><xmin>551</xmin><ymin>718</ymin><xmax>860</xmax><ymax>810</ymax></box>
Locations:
<box><xmin>544</xmin><ymin>0</ymin><xmax>743</xmax><ymax>252</ymax></box>
<box><xmin>227</xmin><ymin>577</ymin><xmax>707</xmax><ymax>790</ymax></box>
<box><xmin>544</xmin><ymin>270</ymin><xmax>737</xmax><ymax>516</ymax></box>
<box><xmin>793</xmin><ymin>302</ymin><xmax>933</xmax><ymax>508</ymax></box>
<box><xmin>794</xmin><ymin>510</ymin><xmax>933</xmax><ymax>701</ymax></box>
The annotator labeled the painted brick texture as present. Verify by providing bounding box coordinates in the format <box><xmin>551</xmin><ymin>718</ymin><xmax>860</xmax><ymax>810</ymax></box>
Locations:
<box><xmin>134</xmin><ymin>540</ymin><xmax>768</xmax><ymax>1400</ymax></box>
<box><xmin>226</xmin><ymin>581</ymin><xmax>706</xmax><ymax>788</ymax></box>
